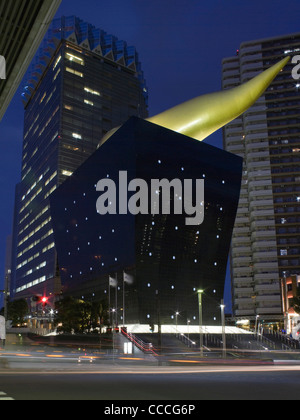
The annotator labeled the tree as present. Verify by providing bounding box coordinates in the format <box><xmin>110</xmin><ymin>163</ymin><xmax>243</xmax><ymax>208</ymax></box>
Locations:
<box><xmin>55</xmin><ymin>296</ymin><xmax>89</xmax><ymax>333</ymax></box>
<box><xmin>91</xmin><ymin>300</ymin><xmax>109</xmax><ymax>331</ymax></box>
<box><xmin>7</xmin><ymin>299</ymin><xmax>28</xmax><ymax>326</ymax></box>
<box><xmin>55</xmin><ymin>297</ymin><xmax>109</xmax><ymax>334</ymax></box>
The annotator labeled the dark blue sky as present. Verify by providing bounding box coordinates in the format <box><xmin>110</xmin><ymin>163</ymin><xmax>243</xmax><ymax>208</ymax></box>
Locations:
<box><xmin>1</xmin><ymin>0</ymin><xmax>300</xmax><ymax>310</ymax></box>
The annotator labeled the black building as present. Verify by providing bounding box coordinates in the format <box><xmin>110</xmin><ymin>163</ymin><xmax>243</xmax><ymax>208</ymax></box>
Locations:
<box><xmin>50</xmin><ymin>117</ymin><xmax>243</xmax><ymax>326</ymax></box>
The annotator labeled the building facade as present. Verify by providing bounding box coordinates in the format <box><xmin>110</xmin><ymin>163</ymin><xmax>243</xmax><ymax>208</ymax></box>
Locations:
<box><xmin>222</xmin><ymin>33</ymin><xmax>300</xmax><ymax>324</ymax></box>
<box><xmin>10</xmin><ymin>16</ymin><xmax>148</xmax><ymax>306</ymax></box>
<box><xmin>50</xmin><ymin>117</ymin><xmax>243</xmax><ymax>326</ymax></box>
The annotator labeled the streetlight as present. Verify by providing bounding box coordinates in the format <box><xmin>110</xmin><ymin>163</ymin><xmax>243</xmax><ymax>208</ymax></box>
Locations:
<box><xmin>197</xmin><ymin>289</ymin><xmax>204</xmax><ymax>357</ymax></box>
<box><xmin>220</xmin><ymin>300</ymin><xmax>226</xmax><ymax>359</ymax></box>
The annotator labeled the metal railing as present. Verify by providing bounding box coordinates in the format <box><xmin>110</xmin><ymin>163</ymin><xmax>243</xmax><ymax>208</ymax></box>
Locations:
<box><xmin>121</xmin><ymin>328</ymin><xmax>158</xmax><ymax>356</ymax></box>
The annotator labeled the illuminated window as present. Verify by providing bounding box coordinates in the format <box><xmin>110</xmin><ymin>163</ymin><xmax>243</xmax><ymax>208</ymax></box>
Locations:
<box><xmin>84</xmin><ymin>87</ymin><xmax>101</xmax><ymax>96</ymax></box>
<box><xmin>53</xmin><ymin>68</ymin><xmax>61</xmax><ymax>82</ymax></box>
<box><xmin>62</xmin><ymin>170</ymin><xmax>73</xmax><ymax>177</ymax></box>
<box><xmin>84</xmin><ymin>99</ymin><xmax>94</xmax><ymax>106</ymax></box>
<box><xmin>40</xmin><ymin>92</ymin><xmax>46</xmax><ymax>104</ymax></box>
<box><xmin>66</xmin><ymin>67</ymin><xmax>83</xmax><ymax>78</ymax></box>
<box><xmin>65</xmin><ymin>52</ymin><xmax>84</xmax><ymax>66</ymax></box>
<box><xmin>53</xmin><ymin>55</ymin><xmax>61</xmax><ymax>70</ymax></box>
<box><xmin>72</xmin><ymin>133</ymin><xmax>82</xmax><ymax>139</ymax></box>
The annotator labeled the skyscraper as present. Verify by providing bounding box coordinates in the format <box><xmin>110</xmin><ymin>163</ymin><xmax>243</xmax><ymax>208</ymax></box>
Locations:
<box><xmin>222</xmin><ymin>33</ymin><xmax>300</xmax><ymax>325</ymax></box>
<box><xmin>10</xmin><ymin>16</ymin><xmax>148</xmax><ymax>305</ymax></box>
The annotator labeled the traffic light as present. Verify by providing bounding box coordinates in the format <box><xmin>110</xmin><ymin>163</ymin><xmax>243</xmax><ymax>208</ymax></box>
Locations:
<box><xmin>41</xmin><ymin>297</ymin><xmax>48</xmax><ymax>307</ymax></box>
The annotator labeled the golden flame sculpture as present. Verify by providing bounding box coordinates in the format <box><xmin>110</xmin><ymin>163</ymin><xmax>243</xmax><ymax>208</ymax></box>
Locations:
<box><xmin>100</xmin><ymin>56</ymin><xmax>290</xmax><ymax>146</ymax></box>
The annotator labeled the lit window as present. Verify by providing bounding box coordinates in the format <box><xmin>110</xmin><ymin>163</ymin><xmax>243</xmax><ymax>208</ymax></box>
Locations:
<box><xmin>65</xmin><ymin>52</ymin><xmax>84</xmax><ymax>66</ymax></box>
<box><xmin>84</xmin><ymin>99</ymin><xmax>94</xmax><ymax>106</ymax></box>
<box><xmin>72</xmin><ymin>133</ymin><xmax>82</xmax><ymax>140</ymax></box>
<box><xmin>53</xmin><ymin>55</ymin><xmax>61</xmax><ymax>70</ymax></box>
<box><xmin>66</xmin><ymin>67</ymin><xmax>83</xmax><ymax>78</ymax></box>
<box><xmin>62</xmin><ymin>170</ymin><xmax>73</xmax><ymax>177</ymax></box>
<box><xmin>84</xmin><ymin>87</ymin><xmax>101</xmax><ymax>96</ymax></box>
<box><xmin>40</xmin><ymin>92</ymin><xmax>46</xmax><ymax>104</ymax></box>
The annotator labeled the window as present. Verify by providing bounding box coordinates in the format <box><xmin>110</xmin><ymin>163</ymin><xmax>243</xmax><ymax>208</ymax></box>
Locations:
<box><xmin>66</xmin><ymin>67</ymin><xmax>83</xmax><ymax>78</ymax></box>
<box><xmin>62</xmin><ymin>170</ymin><xmax>73</xmax><ymax>177</ymax></box>
<box><xmin>84</xmin><ymin>87</ymin><xmax>101</xmax><ymax>96</ymax></box>
<box><xmin>84</xmin><ymin>99</ymin><xmax>94</xmax><ymax>106</ymax></box>
<box><xmin>65</xmin><ymin>52</ymin><xmax>84</xmax><ymax>66</ymax></box>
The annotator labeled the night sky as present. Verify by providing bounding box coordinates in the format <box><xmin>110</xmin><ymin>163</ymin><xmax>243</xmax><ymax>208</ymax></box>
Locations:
<box><xmin>1</xmin><ymin>0</ymin><xmax>300</xmax><ymax>310</ymax></box>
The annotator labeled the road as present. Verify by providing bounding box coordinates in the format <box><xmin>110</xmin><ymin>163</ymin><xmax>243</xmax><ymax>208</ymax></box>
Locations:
<box><xmin>1</xmin><ymin>362</ymin><xmax>300</xmax><ymax>400</ymax></box>
<box><xmin>1</xmin><ymin>339</ymin><xmax>300</xmax><ymax>401</ymax></box>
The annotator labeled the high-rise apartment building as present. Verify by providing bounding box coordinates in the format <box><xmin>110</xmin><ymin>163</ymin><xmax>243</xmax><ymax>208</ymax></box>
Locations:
<box><xmin>222</xmin><ymin>33</ymin><xmax>300</xmax><ymax>324</ymax></box>
<box><xmin>10</xmin><ymin>16</ymin><xmax>148</xmax><ymax>304</ymax></box>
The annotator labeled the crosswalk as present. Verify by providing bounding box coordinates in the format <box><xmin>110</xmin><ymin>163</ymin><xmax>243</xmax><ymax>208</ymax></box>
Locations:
<box><xmin>0</xmin><ymin>391</ymin><xmax>14</xmax><ymax>401</ymax></box>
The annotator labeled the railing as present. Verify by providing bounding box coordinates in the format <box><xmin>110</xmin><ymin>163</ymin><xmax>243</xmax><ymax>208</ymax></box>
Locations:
<box><xmin>176</xmin><ymin>333</ymin><xmax>197</xmax><ymax>349</ymax></box>
<box><xmin>121</xmin><ymin>328</ymin><xmax>158</xmax><ymax>356</ymax></box>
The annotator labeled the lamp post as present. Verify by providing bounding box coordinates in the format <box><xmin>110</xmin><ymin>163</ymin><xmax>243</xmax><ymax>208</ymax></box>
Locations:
<box><xmin>220</xmin><ymin>300</ymin><xmax>226</xmax><ymax>359</ymax></box>
<box><xmin>175</xmin><ymin>311</ymin><xmax>179</xmax><ymax>335</ymax></box>
<box><xmin>187</xmin><ymin>319</ymin><xmax>190</xmax><ymax>341</ymax></box>
<box><xmin>197</xmin><ymin>289</ymin><xmax>204</xmax><ymax>357</ymax></box>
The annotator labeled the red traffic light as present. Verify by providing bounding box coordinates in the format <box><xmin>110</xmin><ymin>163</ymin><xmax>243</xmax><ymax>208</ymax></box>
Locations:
<box><xmin>41</xmin><ymin>297</ymin><xmax>48</xmax><ymax>306</ymax></box>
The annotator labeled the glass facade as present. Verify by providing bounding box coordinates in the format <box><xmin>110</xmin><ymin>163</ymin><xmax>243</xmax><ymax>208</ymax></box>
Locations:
<box><xmin>10</xmin><ymin>17</ymin><xmax>148</xmax><ymax>304</ymax></box>
<box><xmin>50</xmin><ymin>118</ymin><xmax>243</xmax><ymax>325</ymax></box>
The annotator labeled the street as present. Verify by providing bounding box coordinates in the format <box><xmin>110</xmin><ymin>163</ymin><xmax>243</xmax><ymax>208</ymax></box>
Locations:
<box><xmin>1</xmin><ymin>361</ymin><xmax>300</xmax><ymax>400</ymax></box>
